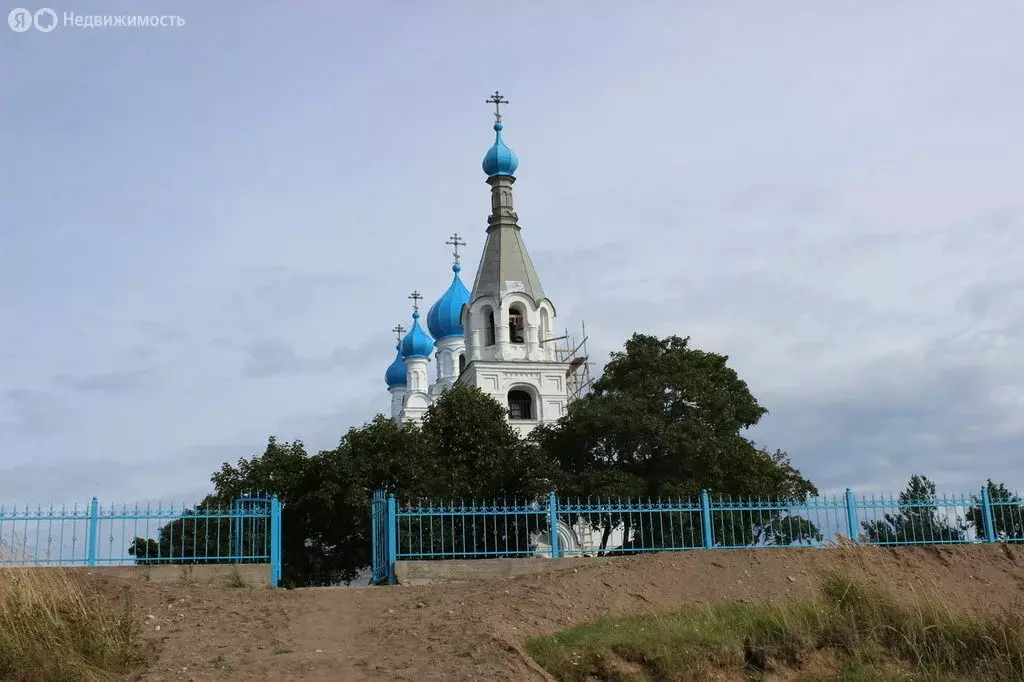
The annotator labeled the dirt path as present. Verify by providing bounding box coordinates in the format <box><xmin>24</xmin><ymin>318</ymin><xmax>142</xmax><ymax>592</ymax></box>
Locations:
<box><xmin>105</xmin><ymin>544</ymin><xmax>1024</xmax><ymax>681</ymax></box>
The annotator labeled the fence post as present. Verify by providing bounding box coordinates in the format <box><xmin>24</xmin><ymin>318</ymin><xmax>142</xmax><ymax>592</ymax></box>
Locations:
<box><xmin>548</xmin><ymin>492</ymin><xmax>561</xmax><ymax>559</ymax></box>
<box><xmin>700</xmin><ymin>490</ymin><xmax>714</xmax><ymax>549</ymax></box>
<box><xmin>269</xmin><ymin>495</ymin><xmax>282</xmax><ymax>588</ymax></box>
<box><xmin>370</xmin><ymin>492</ymin><xmax>380</xmax><ymax>582</ymax></box>
<box><xmin>86</xmin><ymin>496</ymin><xmax>99</xmax><ymax>567</ymax></box>
<box><xmin>232</xmin><ymin>499</ymin><xmax>241</xmax><ymax>564</ymax></box>
<box><xmin>844</xmin><ymin>488</ymin><xmax>858</xmax><ymax>542</ymax></box>
<box><xmin>386</xmin><ymin>494</ymin><xmax>397</xmax><ymax>585</ymax></box>
<box><xmin>981</xmin><ymin>485</ymin><xmax>997</xmax><ymax>543</ymax></box>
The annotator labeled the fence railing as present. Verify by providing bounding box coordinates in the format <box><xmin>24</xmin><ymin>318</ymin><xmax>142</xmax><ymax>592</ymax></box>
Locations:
<box><xmin>370</xmin><ymin>486</ymin><xmax>1024</xmax><ymax>583</ymax></box>
<box><xmin>0</xmin><ymin>495</ymin><xmax>283</xmax><ymax>587</ymax></box>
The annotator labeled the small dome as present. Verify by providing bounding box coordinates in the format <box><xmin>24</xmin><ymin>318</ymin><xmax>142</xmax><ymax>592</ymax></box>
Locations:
<box><xmin>426</xmin><ymin>264</ymin><xmax>471</xmax><ymax>340</ymax></box>
<box><xmin>384</xmin><ymin>342</ymin><xmax>406</xmax><ymax>388</ymax></box>
<box><xmin>482</xmin><ymin>122</ymin><xmax>519</xmax><ymax>178</ymax></box>
<box><xmin>400</xmin><ymin>311</ymin><xmax>434</xmax><ymax>359</ymax></box>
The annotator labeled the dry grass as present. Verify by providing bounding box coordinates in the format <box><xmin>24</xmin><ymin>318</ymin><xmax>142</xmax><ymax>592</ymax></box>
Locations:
<box><xmin>526</xmin><ymin>545</ymin><xmax>1024</xmax><ymax>681</ymax></box>
<box><xmin>0</xmin><ymin>547</ymin><xmax>146</xmax><ymax>681</ymax></box>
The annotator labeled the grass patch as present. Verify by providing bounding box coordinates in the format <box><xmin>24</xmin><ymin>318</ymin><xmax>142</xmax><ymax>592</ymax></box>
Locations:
<box><xmin>0</xmin><ymin>565</ymin><xmax>146</xmax><ymax>681</ymax></box>
<box><xmin>525</xmin><ymin>570</ymin><xmax>1024</xmax><ymax>681</ymax></box>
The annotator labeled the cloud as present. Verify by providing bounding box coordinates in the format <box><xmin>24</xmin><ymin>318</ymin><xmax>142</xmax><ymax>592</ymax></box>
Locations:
<box><xmin>722</xmin><ymin>183</ymin><xmax>833</xmax><ymax>217</ymax></box>
<box><xmin>3</xmin><ymin>0</ymin><xmax>1024</xmax><ymax>505</ymax></box>
<box><xmin>752</xmin><ymin>343</ymin><xmax>1024</xmax><ymax>496</ymax></box>
<box><xmin>53</xmin><ymin>369</ymin><xmax>161</xmax><ymax>393</ymax></box>
<box><xmin>231</xmin><ymin>337</ymin><xmax>385</xmax><ymax>379</ymax></box>
<box><xmin>222</xmin><ymin>268</ymin><xmax>363</xmax><ymax>322</ymax></box>
<box><xmin>1</xmin><ymin>389</ymin><xmax>69</xmax><ymax>435</ymax></box>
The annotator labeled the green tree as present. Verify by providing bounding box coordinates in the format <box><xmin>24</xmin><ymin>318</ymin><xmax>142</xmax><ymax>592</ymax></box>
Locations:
<box><xmin>966</xmin><ymin>480</ymin><xmax>1024</xmax><ymax>540</ymax></box>
<box><xmin>532</xmin><ymin>334</ymin><xmax>819</xmax><ymax>551</ymax></box>
<box><xmin>382</xmin><ymin>385</ymin><xmax>558</xmax><ymax>564</ymax></box>
<box><xmin>129</xmin><ymin>438</ymin><xmax>310</xmax><ymax>567</ymax></box>
<box><xmin>862</xmin><ymin>474</ymin><xmax>967</xmax><ymax>544</ymax></box>
<box><xmin>417</xmin><ymin>384</ymin><xmax>556</xmax><ymax>500</ymax></box>
<box><xmin>133</xmin><ymin>385</ymin><xmax>558</xmax><ymax>585</ymax></box>
<box><xmin>127</xmin><ymin>494</ymin><xmax>251</xmax><ymax>565</ymax></box>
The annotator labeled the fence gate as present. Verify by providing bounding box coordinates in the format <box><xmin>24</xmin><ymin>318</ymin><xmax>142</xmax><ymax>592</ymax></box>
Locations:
<box><xmin>370</xmin><ymin>490</ymin><xmax>388</xmax><ymax>584</ymax></box>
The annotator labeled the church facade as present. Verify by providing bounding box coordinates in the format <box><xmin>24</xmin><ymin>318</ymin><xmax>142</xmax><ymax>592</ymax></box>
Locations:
<box><xmin>384</xmin><ymin>94</ymin><xmax>572</xmax><ymax>435</ymax></box>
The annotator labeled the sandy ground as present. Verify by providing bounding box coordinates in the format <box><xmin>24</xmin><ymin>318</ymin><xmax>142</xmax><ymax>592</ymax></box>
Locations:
<box><xmin>91</xmin><ymin>544</ymin><xmax>1024</xmax><ymax>681</ymax></box>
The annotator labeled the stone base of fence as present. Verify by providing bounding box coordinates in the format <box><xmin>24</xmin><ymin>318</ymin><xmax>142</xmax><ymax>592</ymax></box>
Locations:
<box><xmin>0</xmin><ymin>563</ymin><xmax>273</xmax><ymax>588</ymax></box>
<box><xmin>395</xmin><ymin>556</ymin><xmax>616</xmax><ymax>586</ymax></box>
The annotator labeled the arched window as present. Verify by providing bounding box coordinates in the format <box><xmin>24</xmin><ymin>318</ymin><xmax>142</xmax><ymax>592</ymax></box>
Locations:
<box><xmin>458</xmin><ymin>353</ymin><xmax>466</xmax><ymax>374</ymax></box>
<box><xmin>539</xmin><ymin>308</ymin><xmax>551</xmax><ymax>340</ymax></box>
<box><xmin>483</xmin><ymin>307</ymin><xmax>496</xmax><ymax>346</ymax></box>
<box><xmin>507</xmin><ymin>389</ymin><xmax>533</xmax><ymax>420</ymax></box>
<box><xmin>508</xmin><ymin>305</ymin><xmax>525</xmax><ymax>344</ymax></box>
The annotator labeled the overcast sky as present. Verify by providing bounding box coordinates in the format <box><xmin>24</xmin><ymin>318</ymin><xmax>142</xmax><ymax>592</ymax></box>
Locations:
<box><xmin>2</xmin><ymin>1</ymin><xmax>1022</xmax><ymax>506</ymax></box>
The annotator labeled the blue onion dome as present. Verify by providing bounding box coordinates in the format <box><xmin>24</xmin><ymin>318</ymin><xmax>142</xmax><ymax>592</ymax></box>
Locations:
<box><xmin>400</xmin><ymin>311</ymin><xmax>434</xmax><ymax>359</ymax></box>
<box><xmin>384</xmin><ymin>342</ymin><xmax>406</xmax><ymax>388</ymax></box>
<box><xmin>482</xmin><ymin>121</ymin><xmax>519</xmax><ymax>178</ymax></box>
<box><xmin>426</xmin><ymin>263</ymin><xmax>471</xmax><ymax>340</ymax></box>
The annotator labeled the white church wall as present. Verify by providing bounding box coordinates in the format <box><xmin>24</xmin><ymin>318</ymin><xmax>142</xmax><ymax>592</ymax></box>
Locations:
<box><xmin>531</xmin><ymin>519</ymin><xmax>630</xmax><ymax>557</ymax></box>
<box><xmin>457</xmin><ymin>360</ymin><xmax>570</xmax><ymax>435</ymax></box>
<box><xmin>388</xmin><ymin>387</ymin><xmax>406</xmax><ymax>422</ymax></box>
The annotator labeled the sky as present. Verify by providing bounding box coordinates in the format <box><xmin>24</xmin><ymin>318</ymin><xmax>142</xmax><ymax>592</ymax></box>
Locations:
<box><xmin>1</xmin><ymin>0</ymin><xmax>1022</xmax><ymax>507</ymax></box>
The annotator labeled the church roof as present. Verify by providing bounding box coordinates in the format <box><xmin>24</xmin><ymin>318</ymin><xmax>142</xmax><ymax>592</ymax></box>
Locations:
<box><xmin>481</xmin><ymin>122</ymin><xmax>519</xmax><ymax>178</ymax></box>
<box><xmin>384</xmin><ymin>342</ymin><xmax>406</xmax><ymax>388</ymax></box>
<box><xmin>426</xmin><ymin>263</ymin><xmax>471</xmax><ymax>340</ymax></box>
<box><xmin>469</xmin><ymin>108</ymin><xmax>546</xmax><ymax>305</ymax></box>
<box><xmin>468</xmin><ymin>219</ymin><xmax>546</xmax><ymax>304</ymax></box>
<box><xmin>400</xmin><ymin>311</ymin><xmax>434</xmax><ymax>359</ymax></box>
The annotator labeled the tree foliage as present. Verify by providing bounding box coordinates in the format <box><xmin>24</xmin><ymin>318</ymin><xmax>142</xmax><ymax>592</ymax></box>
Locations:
<box><xmin>533</xmin><ymin>334</ymin><xmax>815</xmax><ymax>501</ymax></box>
<box><xmin>966</xmin><ymin>480</ymin><xmax>1024</xmax><ymax>540</ymax></box>
<box><xmin>532</xmin><ymin>334</ymin><xmax>820</xmax><ymax>550</ymax></box>
<box><xmin>135</xmin><ymin>333</ymin><xmax>825</xmax><ymax>583</ymax></box>
<box><xmin>862</xmin><ymin>474</ymin><xmax>967</xmax><ymax>544</ymax></box>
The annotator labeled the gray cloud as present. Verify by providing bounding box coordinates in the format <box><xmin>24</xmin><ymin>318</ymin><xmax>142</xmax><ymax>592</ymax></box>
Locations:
<box><xmin>722</xmin><ymin>183</ymin><xmax>833</xmax><ymax>217</ymax></box>
<box><xmin>233</xmin><ymin>337</ymin><xmax>386</xmax><ymax>379</ymax></box>
<box><xmin>221</xmin><ymin>268</ymin><xmax>367</xmax><ymax>330</ymax></box>
<box><xmin>53</xmin><ymin>369</ymin><xmax>160</xmax><ymax>393</ymax></box>
<box><xmin>239</xmin><ymin>339</ymin><xmax>347</xmax><ymax>378</ymax></box>
<box><xmin>2</xmin><ymin>0</ymin><xmax>1024</xmax><ymax>504</ymax></box>
<box><xmin>753</xmin><ymin>350</ymin><xmax>1024</xmax><ymax>496</ymax></box>
<box><xmin>1</xmin><ymin>389</ymin><xmax>69</xmax><ymax>435</ymax></box>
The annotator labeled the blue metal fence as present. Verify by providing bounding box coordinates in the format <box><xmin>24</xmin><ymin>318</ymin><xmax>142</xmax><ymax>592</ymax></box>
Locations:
<box><xmin>369</xmin><ymin>490</ymin><xmax>388</xmax><ymax>584</ymax></box>
<box><xmin>371</xmin><ymin>486</ymin><xmax>1024</xmax><ymax>583</ymax></box>
<box><xmin>0</xmin><ymin>495</ymin><xmax>283</xmax><ymax>586</ymax></box>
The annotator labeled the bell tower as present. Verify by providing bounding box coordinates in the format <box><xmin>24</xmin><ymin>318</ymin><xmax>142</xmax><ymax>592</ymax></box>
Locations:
<box><xmin>457</xmin><ymin>91</ymin><xmax>571</xmax><ymax>435</ymax></box>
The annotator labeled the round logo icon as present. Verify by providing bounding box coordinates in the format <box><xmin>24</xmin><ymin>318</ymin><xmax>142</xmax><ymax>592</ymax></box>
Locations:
<box><xmin>33</xmin><ymin>8</ymin><xmax>57</xmax><ymax>32</ymax></box>
<box><xmin>8</xmin><ymin>7</ymin><xmax>32</xmax><ymax>32</ymax></box>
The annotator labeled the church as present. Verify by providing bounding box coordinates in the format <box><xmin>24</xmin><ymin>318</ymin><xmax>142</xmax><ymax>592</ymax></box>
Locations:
<box><xmin>381</xmin><ymin>93</ymin><xmax>620</xmax><ymax>555</ymax></box>
<box><xmin>383</xmin><ymin>93</ymin><xmax>580</xmax><ymax>435</ymax></box>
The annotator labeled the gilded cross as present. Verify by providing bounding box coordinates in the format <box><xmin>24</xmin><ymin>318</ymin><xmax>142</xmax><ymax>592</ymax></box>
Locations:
<box><xmin>392</xmin><ymin>324</ymin><xmax>406</xmax><ymax>342</ymax></box>
<box><xmin>408</xmin><ymin>290</ymin><xmax>423</xmax><ymax>312</ymax></box>
<box><xmin>445</xmin><ymin>233</ymin><xmax>467</xmax><ymax>264</ymax></box>
<box><xmin>486</xmin><ymin>90</ymin><xmax>509</xmax><ymax>122</ymax></box>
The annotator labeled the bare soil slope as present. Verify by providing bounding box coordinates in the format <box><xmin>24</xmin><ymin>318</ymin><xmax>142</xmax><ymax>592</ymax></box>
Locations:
<box><xmin>93</xmin><ymin>544</ymin><xmax>1024</xmax><ymax>681</ymax></box>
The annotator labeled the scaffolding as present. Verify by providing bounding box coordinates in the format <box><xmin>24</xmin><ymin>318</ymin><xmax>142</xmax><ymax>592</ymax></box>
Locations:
<box><xmin>547</xmin><ymin>320</ymin><xmax>595</xmax><ymax>403</ymax></box>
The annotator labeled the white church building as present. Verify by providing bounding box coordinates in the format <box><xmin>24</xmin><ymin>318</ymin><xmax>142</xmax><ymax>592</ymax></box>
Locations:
<box><xmin>382</xmin><ymin>94</ymin><xmax>626</xmax><ymax>557</ymax></box>
<box><xmin>383</xmin><ymin>93</ymin><xmax>578</xmax><ymax>437</ymax></box>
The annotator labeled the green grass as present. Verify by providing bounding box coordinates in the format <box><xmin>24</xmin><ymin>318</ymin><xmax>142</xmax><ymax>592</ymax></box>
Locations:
<box><xmin>525</xmin><ymin>570</ymin><xmax>1024</xmax><ymax>681</ymax></box>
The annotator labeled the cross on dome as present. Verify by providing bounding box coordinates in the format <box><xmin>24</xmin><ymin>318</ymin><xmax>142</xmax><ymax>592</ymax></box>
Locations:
<box><xmin>486</xmin><ymin>91</ymin><xmax>509</xmax><ymax>123</ymax></box>
<box><xmin>392</xmin><ymin>324</ymin><xmax>406</xmax><ymax>342</ymax></box>
<box><xmin>482</xmin><ymin>90</ymin><xmax>518</xmax><ymax>178</ymax></box>
<box><xmin>445</xmin><ymin>233</ymin><xmax>467</xmax><ymax>265</ymax></box>
<box><xmin>408</xmin><ymin>290</ymin><xmax>423</xmax><ymax>312</ymax></box>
